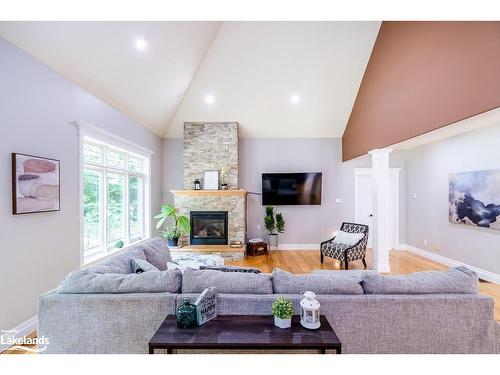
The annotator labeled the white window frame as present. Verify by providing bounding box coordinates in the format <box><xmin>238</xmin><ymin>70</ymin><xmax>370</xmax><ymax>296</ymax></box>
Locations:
<box><xmin>76</xmin><ymin>121</ymin><xmax>153</xmax><ymax>266</ymax></box>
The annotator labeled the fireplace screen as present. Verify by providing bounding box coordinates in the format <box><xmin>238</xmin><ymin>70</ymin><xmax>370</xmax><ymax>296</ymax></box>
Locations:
<box><xmin>190</xmin><ymin>211</ymin><xmax>228</xmax><ymax>245</ymax></box>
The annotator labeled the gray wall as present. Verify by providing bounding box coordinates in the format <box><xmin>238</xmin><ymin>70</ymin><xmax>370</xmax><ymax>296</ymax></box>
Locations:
<box><xmin>163</xmin><ymin>137</ymin><xmax>406</xmax><ymax>245</ymax></box>
<box><xmin>404</xmin><ymin>123</ymin><xmax>500</xmax><ymax>274</ymax></box>
<box><xmin>0</xmin><ymin>38</ymin><xmax>163</xmax><ymax>329</ymax></box>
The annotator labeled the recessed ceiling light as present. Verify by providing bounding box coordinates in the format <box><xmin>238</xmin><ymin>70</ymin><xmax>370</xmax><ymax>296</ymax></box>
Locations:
<box><xmin>134</xmin><ymin>38</ymin><xmax>147</xmax><ymax>51</ymax></box>
<box><xmin>290</xmin><ymin>93</ymin><xmax>301</xmax><ymax>104</ymax></box>
<box><xmin>205</xmin><ymin>94</ymin><xmax>216</xmax><ymax>105</ymax></box>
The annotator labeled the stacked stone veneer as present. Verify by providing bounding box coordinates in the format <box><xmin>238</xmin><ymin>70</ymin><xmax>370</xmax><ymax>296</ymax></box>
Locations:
<box><xmin>174</xmin><ymin>194</ymin><xmax>246</xmax><ymax>246</ymax></box>
<box><xmin>183</xmin><ymin>122</ymin><xmax>238</xmax><ymax>189</ymax></box>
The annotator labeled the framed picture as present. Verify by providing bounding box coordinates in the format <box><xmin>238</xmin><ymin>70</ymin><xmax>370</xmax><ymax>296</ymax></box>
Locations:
<box><xmin>449</xmin><ymin>169</ymin><xmax>500</xmax><ymax>230</ymax></box>
<box><xmin>203</xmin><ymin>170</ymin><xmax>219</xmax><ymax>190</ymax></box>
<box><xmin>12</xmin><ymin>153</ymin><xmax>60</xmax><ymax>215</ymax></box>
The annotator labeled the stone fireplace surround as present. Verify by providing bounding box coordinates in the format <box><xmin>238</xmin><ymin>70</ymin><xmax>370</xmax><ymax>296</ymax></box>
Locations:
<box><xmin>171</xmin><ymin>122</ymin><xmax>246</xmax><ymax>251</ymax></box>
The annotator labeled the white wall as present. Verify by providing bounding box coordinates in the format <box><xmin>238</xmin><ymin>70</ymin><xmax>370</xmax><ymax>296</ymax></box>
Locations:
<box><xmin>162</xmin><ymin>137</ymin><xmax>406</xmax><ymax>246</ymax></box>
<box><xmin>0</xmin><ymin>38</ymin><xmax>163</xmax><ymax>330</ymax></box>
<box><xmin>404</xmin><ymin>123</ymin><xmax>500</xmax><ymax>275</ymax></box>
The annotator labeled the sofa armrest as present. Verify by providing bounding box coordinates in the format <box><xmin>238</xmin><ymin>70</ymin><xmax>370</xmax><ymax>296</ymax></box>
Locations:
<box><xmin>496</xmin><ymin>321</ymin><xmax>500</xmax><ymax>354</ymax></box>
<box><xmin>38</xmin><ymin>291</ymin><xmax>177</xmax><ymax>354</ymax></box>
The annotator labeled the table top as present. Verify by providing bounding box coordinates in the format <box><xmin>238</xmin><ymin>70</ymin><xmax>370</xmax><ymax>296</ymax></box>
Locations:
<box><xmin>149</xmin><ymin>315</ymin><xmax>341</xmax><ymax>350</ymax></box>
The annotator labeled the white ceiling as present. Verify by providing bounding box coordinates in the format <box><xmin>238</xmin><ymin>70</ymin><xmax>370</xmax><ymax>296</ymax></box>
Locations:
<box><xmin>0</xmin><ymin>21</ymin><xmax>221</xmax><ymax>136</ymax></box>
<box><xmin>0</xmin><ymin>21</ymin><xmax>381</xmax><ymax>138</ymax></box>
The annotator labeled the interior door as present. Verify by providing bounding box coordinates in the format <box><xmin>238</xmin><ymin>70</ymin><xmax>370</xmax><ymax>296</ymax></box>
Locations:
<box><xmin>355</xmin><ymin>169</ymin><xmax>399</xmax><ymax>250</ymax></box>
<box><xmin>355</xmin><ymin>174</ymin><xmax>374</xmax><ymax>247</ymax></box>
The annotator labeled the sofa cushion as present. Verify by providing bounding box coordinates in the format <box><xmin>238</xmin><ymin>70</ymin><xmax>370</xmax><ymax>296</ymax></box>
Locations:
<box><xmin>95</xmin><ymin>245</ymin><xmax>147</xmax><ymax>274</ymax></box>
<box><xmin>141</xmin><ymin>237</ymin><xmax>172</xmax><ymax>271</ymax></box>
<box><xmin>182</xmin><ymin>268</ymin><xmax>273</xmax><ymax>294</ymax></box>
<box><xmin>57</xmin><ymin>269</ymin><xmax>182</xmax><ymax>294</ymax></box>
<box><xmin>131</xmin><ymin>258</ymin><xmax>159</xmax><ymax>273</ymax></box>
<box><xmin>272</xmin><ymin>268</ymin><xmax>364</xmax><ymax>295</ymax></box>
<box><xmin>362</xmin><ymin>267</ymin><xmax>479</xmax><ymax>295</ymax></box>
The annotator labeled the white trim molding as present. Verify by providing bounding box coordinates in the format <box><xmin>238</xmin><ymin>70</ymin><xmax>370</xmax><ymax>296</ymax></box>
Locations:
<box><xmin>402</xmin><ymin>244</ymin><xmax>500</xmax><ymax>285</ymax></box>
<box><xmin>0</xmin><ymin>316</ymin><xmax>37</xmax><ymax>353</ymax></box>
<box><xmin>277</xmin><ymin>244</ymin><xmax>320</xmax><ymax>250</ymax></box>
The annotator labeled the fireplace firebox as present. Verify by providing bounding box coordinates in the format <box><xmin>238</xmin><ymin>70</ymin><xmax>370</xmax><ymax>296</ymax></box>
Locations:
<box><xmin>190</xmin><ymin>211</ymin><xmax>228</xmax><ymax>245</ymax></box>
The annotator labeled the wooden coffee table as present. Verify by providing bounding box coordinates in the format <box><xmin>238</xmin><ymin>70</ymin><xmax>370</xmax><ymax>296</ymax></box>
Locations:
<box><xmin>148</xmin><ymin>315</ymin><xmax>341</xmax><ymax>354</ymax></box>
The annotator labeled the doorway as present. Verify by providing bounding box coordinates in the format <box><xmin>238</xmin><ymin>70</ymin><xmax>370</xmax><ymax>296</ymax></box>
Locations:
<box><xmin>354</xmin><ymin>168</ymin><xmax>400</xmax><ymax>250</ymax></box>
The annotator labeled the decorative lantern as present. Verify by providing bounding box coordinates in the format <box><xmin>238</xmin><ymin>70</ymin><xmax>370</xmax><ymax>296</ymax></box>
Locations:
<box><xmin>194</xmin><ymin>179</ymin><xmax>201</xmax><ymax>190</ymax></box>
<box><xmin>300</xmin><ymin>291</ymin><xmax>321</xmax><ymax>329</ymax></box>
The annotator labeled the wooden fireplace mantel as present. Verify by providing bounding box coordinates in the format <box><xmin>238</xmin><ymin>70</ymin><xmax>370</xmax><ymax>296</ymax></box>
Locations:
<box><xmin>170</xmin><ymin>189</ymin><xmax>247</xmax><ymax>197</ymax></box>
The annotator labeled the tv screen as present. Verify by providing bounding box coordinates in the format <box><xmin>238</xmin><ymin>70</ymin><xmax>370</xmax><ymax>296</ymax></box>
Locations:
<box><xmin>262</xmin><ymin>173</ymin><xmax>322</xmax><ymax>205</ymax></box>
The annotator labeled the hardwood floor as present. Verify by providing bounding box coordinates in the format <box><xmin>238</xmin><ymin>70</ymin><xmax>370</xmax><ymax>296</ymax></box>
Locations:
<box><xmin>3</xmin><ymin>248</ymin><xmax>499</xmax><ymax>354</ymax></box>
<box><xmin>227</xmin><ymin>249</ymin><xmax>500</xmax><ymax>321</ymax></box>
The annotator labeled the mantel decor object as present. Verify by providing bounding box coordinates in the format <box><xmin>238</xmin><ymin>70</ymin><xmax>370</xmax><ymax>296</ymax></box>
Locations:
<box><xmin>203</xmin><ymin>170</ymin><xmax>219</xmax><ymax>190</ymax></box>
<box><xmin>300</xmin><ymin>291</ymin><xmax>321</xmax><ymax>329</ymax></box>
<box><xmin>194</xmin><ymin>179</ymin><xmax>201</xmax><ymax>190</ymax></box>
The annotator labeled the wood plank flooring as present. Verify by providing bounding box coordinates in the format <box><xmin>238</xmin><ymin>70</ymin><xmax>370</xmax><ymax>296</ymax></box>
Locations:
<box><xmin>3</xmin><ymin>248</ymin><xmax>499</xmax><ymax>354</ymax></box>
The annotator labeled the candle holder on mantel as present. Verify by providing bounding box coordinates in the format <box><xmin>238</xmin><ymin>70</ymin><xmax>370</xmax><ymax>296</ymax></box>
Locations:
<box><xmin>193</xmin><ymin>179</ymin><xmax>201</xmax><ymax>190</ymax></box>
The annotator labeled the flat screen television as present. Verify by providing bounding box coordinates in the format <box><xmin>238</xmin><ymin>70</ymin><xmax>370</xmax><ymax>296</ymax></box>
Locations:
<box><xmin>262</xmin><ymin>173</ymin><xmax>322</xmax><ymax>205</ymax></box>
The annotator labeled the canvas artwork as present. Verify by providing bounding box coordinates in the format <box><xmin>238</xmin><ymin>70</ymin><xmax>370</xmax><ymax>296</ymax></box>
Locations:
<box><xmin>449</xmin><ymin>169</ymin><xmax>500</xmax><ymax>230</ymax></box>
<box><xmin>12</xmin><ymin>153</ymin><xmax>60</xmax><ymax>214</ymax></box>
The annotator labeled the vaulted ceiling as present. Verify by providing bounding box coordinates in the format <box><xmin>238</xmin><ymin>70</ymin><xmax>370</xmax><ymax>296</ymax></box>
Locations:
<box><xmin>0</xmin><ymin>21</ymin><xmax>381</xmax><ymax>138</ymax></box>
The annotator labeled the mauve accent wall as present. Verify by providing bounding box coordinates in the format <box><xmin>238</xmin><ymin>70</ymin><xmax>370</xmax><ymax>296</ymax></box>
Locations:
<box><xmin>343</xmin><ymin>21</ymin><xmax>500</xmax><ymax>161</ymax></box>
<box><xmin>0</xmin><ymin>38</ymin><xmax>163</xmax><ymax>330</ymax></box>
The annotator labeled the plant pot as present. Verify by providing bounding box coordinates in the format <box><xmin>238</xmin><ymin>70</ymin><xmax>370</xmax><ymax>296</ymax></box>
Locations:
<box><xmin>274</xmin><ymin>316</ymin><xmax>291</xmax><ymax>329</ymax></box>
<box><xmin>268</xmin><ymin>233</ymin><xmax>278</xmax><ymax>249</ymax></box>
<box><xmin>167</xmin><ymin>237</ymin><xmax>179</xmax><ymax>247</ymax></box>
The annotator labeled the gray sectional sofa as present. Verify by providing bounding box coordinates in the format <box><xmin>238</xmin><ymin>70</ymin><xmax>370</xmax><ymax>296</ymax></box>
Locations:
<box><xmin>38</xmin><ymin>237</ymin><xmax>500</xmax><ymax>354</ymax></box>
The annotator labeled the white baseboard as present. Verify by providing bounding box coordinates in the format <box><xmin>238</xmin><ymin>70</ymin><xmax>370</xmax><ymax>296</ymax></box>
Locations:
<box><xmin>277</xmin><ymin>244</ymin><xmax>320</xmax><ymax>250</ymax></box>
<box><xmin>402</xmin><ymin>244</ymin><xmax>500</xmax><ymax>285</ymax></box>
<box><xmin>0</xmin><ymin>316</ymin><xmax>37</xmax><ymax>353</ymax></box>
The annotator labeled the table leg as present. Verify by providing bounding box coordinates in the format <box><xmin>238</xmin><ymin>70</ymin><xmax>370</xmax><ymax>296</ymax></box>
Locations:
<box><xmin>336</xmin><ymin>346</ymin><xmax>341</xmax><ymax>354</ymax></box>
<box><xmin>167</xmin><ymin>348</ymin><xmax>173</xmax><ymax>354</ymax></box>
<box><xmin>320</xmin><ymin>348</ymin><xmax>326</xmax><ymax>354</ymax></box>
<box><xmin>149</xmin><ymin>347</ymin><xmax>154</xmax><ymax>354</ymax></box>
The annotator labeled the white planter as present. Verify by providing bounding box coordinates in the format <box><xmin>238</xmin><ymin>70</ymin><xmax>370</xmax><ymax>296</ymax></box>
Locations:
<box><xmin>269</xmin><ymin>234</ymin><xmax>278</xmax><ymax>249</ymax></box>
<box><xmin>274</xmin><ymin>316</ymin><xmax>291</xmax><ymax>329</ymax></box>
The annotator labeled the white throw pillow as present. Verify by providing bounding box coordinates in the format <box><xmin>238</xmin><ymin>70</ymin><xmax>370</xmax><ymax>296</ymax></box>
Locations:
<box><xmin>333</xmin><ymin>230</ymin><xmax>364</xmax><ymax>246</ymax></box>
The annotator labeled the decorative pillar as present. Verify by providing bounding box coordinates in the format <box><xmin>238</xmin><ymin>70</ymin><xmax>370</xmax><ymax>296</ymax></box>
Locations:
<box><xmin>368</xmin><ymin>148</ymin><xmax>392</xmax><ymax>273</ymax></box>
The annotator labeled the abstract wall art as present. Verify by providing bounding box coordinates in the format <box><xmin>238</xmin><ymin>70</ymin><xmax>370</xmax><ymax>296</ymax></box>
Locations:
<box><xmin>12</xmin><ymin>153</ymin><xmax>60</xmax><ymax>214</ymax></box>
<box><xmin>449</xmin><ymin>169</ymin><xmax>500</xmax><ymax>230</ymax></box>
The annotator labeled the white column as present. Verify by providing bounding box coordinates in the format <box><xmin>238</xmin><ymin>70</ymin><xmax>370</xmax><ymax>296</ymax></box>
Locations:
<box><xmin>368</xmin><ymin>148</ymin><xmax>392</xmax><ymax>273</ymax></box>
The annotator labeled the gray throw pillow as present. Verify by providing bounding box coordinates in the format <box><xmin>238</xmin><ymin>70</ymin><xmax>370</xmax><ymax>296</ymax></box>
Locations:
<box><xmin>57</xmin><ymin>269</ymin><xmax>182</xmax><ymax>294</ymax></box>
<box><xmin>131</xmin><ymin>258</ymin><xmax>159</xmax><ymax>273</ymax></box>
<box><xmin>272</xmin><ymin>267</ymin><xmax>364</xmax><ymax>295</ymax></box>
<box><xmin>141</xmin><ymin>237</ymin><xmax>172</xmax><ymax>271</ymax></box>
<box><xmin>362</xmin><ymin>267</ymin><xmax>479</xmax><ymax>295</ymax></box>
<box><xmin>182</xmin><ymin>268</ymin><xmax>273</xmax><ymax>294</ymax></box>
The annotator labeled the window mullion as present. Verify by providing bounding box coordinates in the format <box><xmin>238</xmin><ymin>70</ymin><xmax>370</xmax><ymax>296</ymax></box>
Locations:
<box><xmin>124</xmin><ymin>171</ymin><xmax>130</xmax><ymax>246</ymax></box>
<box><xmin>102</xmin><ymin>167</ymin><xmax>108</xmax><ymax>255</ymax></box>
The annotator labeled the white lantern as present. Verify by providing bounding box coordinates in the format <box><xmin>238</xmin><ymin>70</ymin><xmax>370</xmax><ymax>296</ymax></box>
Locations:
<box><xmin>300</xmin><ymin>291</ymin><xmax>321</xmax><ymax>329</ymax></box>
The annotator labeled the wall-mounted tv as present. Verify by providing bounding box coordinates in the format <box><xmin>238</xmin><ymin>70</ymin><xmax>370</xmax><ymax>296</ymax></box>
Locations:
<box><xmin>262</xmin><ymin>173</ymin><xmax>322</xmax><ymax>205</ymax></box>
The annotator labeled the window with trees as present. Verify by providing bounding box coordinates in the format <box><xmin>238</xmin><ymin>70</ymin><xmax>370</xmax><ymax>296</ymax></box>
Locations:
<box><xmin>82</xmin><ymin>137</ymin><xmax>149</xmax><ymax>264</ymax></box>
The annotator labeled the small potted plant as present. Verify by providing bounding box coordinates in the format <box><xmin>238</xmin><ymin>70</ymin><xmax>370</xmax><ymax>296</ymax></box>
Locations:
<box><xmin>154</xmin><ymin>204</ymin><xmax>190</xmax><ymax>247</ymax></box>
<box><xmin>264</xmin><ymin>206</ymin><xmax>286</xmax><ymax>249</ymax></box>
<box><xmin>272</xmin><ymin>297</ymin><xmax>294</xmax><ymax>329</ymax></box>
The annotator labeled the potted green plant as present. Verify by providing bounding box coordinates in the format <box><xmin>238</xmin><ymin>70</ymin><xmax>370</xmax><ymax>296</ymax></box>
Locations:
<box><xmin>264</xmin><ymin>205</ymin><xmax>285</xmax><ymax>249</ymax></box>
<box><xmin>154</xmin><ymin>204</ymin><xmax>190</xmax><ymax>247</ymax></box>
<box><xmin>272</xmin><ymin>297</ymin><xmax>294</xmax><ymax>329</ymax></box>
